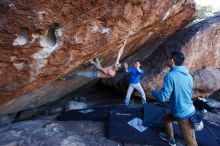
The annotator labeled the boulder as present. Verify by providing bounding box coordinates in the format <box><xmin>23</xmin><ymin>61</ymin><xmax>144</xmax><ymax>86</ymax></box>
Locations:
<box><xmin>104</xmin><ymin>15</ymin><xmax>220</xmax><ymax>100</ymax></box>
<box><xmin>192</xmin><ymin>68</ymin><xmax>220</xmax><ymax>98</ymax></box>
<box><xmin>142</xmin><ymin>15</ymin><xmax>220</xmax><ymax>99</ymax></box>
<box><xmin>0</xmin><ymin>0</ymin><xmax>196</xmax><ymax>115</ymax></box>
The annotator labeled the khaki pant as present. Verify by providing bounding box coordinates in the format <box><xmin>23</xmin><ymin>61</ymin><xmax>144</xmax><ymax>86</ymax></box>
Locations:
<box><xmin>124</xmin><ymin>83</ymin><xmax>146</xmax><ymax>105</ymax></box>
<box><xmin>164</xmin><ymin>114</ymin><xmax>198</xmax><ymax>146</ymax></box>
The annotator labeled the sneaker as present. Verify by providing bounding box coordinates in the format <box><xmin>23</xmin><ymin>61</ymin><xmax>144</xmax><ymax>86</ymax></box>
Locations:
<box><xmin>159</xmin><ymin>132</ymin><xmax>176</xmax><ymax>146</ymax></box>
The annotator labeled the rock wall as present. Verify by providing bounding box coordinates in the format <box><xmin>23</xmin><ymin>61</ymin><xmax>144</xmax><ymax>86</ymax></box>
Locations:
<box><xmin>104</xmin><ymin>15</ymin><xmax>220</xmax><ymax>100</ymax></box>
<box><xmin>0</xmin><ymin>0</ymin><xmax>196</xmax><ymax>115</ymax></box>
<box><xmin>192</xmin><ymin>68</ymin><xmax>220</xmax><ymax>98</ymax></box>
<box><xmin>142</xmin><ymin>15</ymin><xmax>220</xmax><ymax>99</ymax></box>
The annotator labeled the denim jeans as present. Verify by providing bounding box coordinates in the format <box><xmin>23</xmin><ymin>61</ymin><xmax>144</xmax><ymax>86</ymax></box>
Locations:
<box><xmin>164</xmin><ymin>113</ymin><xmax>198</xmax><ymax>146</ymax></box>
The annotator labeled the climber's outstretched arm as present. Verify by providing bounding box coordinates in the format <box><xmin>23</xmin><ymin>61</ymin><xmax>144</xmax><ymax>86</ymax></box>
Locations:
<box><xmin>115</xmin><ymin>39</ymin><xmax>127</xmax><ymax>64</ymax></box>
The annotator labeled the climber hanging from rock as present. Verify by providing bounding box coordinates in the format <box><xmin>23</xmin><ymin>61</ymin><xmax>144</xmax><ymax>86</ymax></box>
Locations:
<box><xmin>60</xmin><ymin>39</ymin><xmax>127</xmax><ymax>80</ymax></box>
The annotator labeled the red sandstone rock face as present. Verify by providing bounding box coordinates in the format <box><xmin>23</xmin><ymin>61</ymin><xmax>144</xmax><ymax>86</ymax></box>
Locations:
<box><xmin>137</xmin><ymin>15</ymin><xmax>220</xmax><ymax>99</ymax></box>
<box><xmin>102</xmin><ymin>15</ymin><xmax>220</xmax><ymax>100</ymax></box>
<box><xmin>192</xmin><ymin>68</ymin><xmax>220</xmax><ymax>97</ymax></box>
<box><xmin>0</xmin><ymin>0</ymin><xmax>195</xmax><ymax>115</ymax></box>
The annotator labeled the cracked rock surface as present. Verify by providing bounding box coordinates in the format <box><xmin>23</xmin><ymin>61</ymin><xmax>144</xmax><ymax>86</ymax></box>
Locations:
<box><xmin>0</xmin><ymin>0</ymin><xmax>195</xmax><ymax>115</ymax></box>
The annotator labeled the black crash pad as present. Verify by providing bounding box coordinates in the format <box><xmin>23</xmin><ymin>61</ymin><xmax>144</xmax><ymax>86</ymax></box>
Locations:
<box><xmin>56</xmin><ymin>104</ymin><xmax>143</xmax><ymax>121</ymax></box>
<box><xmin>107</xmin><ymin>110</ymin><xmax>167</xmax><ymax>145</ymax></box>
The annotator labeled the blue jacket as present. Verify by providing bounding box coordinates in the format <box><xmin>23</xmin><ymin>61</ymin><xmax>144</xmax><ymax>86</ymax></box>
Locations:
<box><xmin>151</xmin><ymin>66</ymin><xmax>195</xmax><ymax>118</ymax></box>
<box><xmin>128</xmin><ymin>67</ymin><xmax>144</xmax><ymax>84</ymax></box>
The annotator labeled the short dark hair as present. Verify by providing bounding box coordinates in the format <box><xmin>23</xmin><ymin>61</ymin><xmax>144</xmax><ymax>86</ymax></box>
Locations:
<box><xmin>134</xmin><ymin>60</ymin><xmax>142</xmax><ymax>66</ymax></box>
<box><xmin>170</xmin><ymin>51</ymin><xmax>185</xmax><ymax>66</ymax></box>
<box><xmin>135</xmin><ymin>60</ymin><xmax>142</xmax><ymax>64</ymax></box>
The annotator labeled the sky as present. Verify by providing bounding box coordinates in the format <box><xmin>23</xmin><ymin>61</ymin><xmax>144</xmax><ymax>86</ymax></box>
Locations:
<box><xmin>194</xmin><ymin>0</ymin><xmax>220</xmax><ymax>11</ymax></box>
